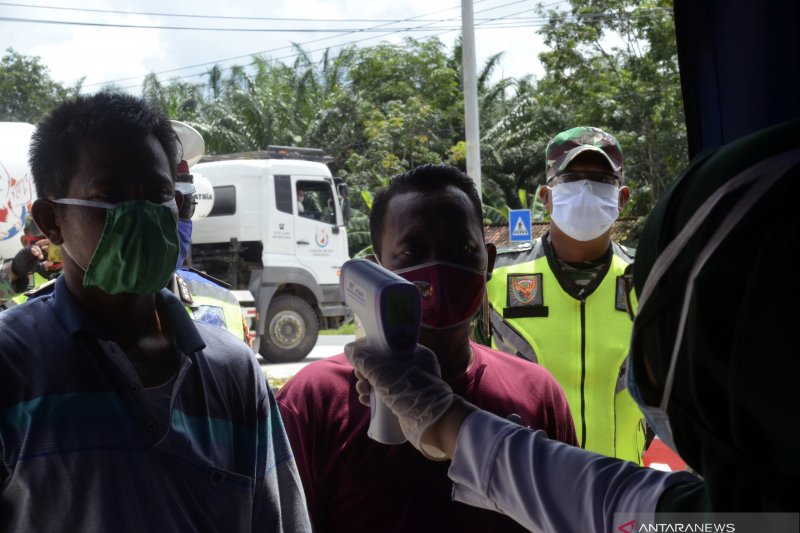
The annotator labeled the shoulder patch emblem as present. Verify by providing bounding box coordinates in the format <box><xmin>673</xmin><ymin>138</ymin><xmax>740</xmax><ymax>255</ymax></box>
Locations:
<box><xmin>507</xmin><ymin>273</ymin><xmax>544</xmax><ymax>307</ymax></box>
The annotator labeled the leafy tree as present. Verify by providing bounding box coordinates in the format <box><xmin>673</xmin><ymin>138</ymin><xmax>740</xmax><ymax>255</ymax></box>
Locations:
<box><xmin>0</xmin><ymin>49</ymin><xmax>82</xmax><ymax>122</ymax></box>
<box><xmin>341</xmin><ymin>97</ymin><xmax>449</xmax><ymax>194</ymax></box>
<box><xmin>141</xmin><ymin>73</ymin><xmax>205</xmax><ymax>120</ymax></box>
<box><xmin>479</xmin><ymin>0</ymin><xmax>686</xmax><ymax>225</ymax></box>
<box><xmin>481</xmin><ymin>77</ymin><xmax>567</xmax><ymax>207</ymax></box>
<box><xmin>136</xmin><ymin>16</ymin><xmax>685</xmax><ymax>228</ymax></box>
<box><xmin>309</xmin><ymin>39</ymin><xmax>465</xmax><ymax>204</ymax></box>
<box><xmin>534</xmin><ymin>0</ymin><xmax>687</xmax><ymax>216</ymax></box>
<box><xmin>346</xmin><ymin>208</ymin><xmax>373</xmax><ymax>258</ymax></box>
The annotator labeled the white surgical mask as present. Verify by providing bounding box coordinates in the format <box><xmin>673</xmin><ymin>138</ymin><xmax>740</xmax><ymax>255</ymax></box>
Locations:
<box><xmin>550</xmin><ymin>180</ymin><xmax>619</xmax><ymax>241</ymax></box>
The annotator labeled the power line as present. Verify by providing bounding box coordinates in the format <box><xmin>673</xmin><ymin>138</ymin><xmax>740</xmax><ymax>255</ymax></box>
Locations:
<box><xmin>117</xmin><ymin>21</ymin><xmax>551</xmax><ymax>91</ymax></box>
<box><xmin>85</xmin><ymin>0</ymin><xmax>499</xmax><ymax>87</ymax></box>
<box><xmin>87</xmin><ymin>0</ymin><xmax>545</xmax><ymax>88</ymax></box>
<box><xmin>112</xmin><ymin>2</ymin><xmax>668</xmax><ymax>92</ymax></box>
<box><xmin>1</xmin><ymin>16</ymin><xmax>553</xmax><ymax>32</ymax></box>
<box><xmin>126</xmin><ymin>2</ymin><xmax>668</xmax><ymax>91</ymax></box>
<box><xmin>113</xmin><ymin>11</ymin><xmax>535</xmax><ymax>92</ymax></box>
<box><xmin>0</xmin><ymin>0</ymin><xmax>549</xmax><ymax>24</ymax></box>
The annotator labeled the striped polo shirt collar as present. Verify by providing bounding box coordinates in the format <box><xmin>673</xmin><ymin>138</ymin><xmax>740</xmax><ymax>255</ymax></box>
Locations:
<box><xmin>52</xmin><ymin>275</ymin><xmax>206</xmax><ymax>354</ymax></box>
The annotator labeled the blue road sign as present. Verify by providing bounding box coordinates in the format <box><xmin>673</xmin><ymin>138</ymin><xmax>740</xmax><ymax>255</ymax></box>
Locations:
<box><xmin>509</xmin><ymin>209</ymin><xmax>532</xmax><ymax>242</ymax></box>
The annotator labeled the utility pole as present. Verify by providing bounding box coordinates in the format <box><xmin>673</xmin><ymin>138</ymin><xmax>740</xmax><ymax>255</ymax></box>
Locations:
<box><xmin>461</xmin><ymin>0</ymin><xmax>482</xmax><ymax>198</ymax></box>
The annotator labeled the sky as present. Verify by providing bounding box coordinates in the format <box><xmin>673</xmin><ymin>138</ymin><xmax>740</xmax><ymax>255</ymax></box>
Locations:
<box><xmin>3</xmin><ymin>0</ymin><xmax>565</xmax><ymax>94</ymax></box>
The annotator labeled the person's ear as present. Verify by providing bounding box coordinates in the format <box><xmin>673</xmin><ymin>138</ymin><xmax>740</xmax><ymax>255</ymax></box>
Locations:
<box><xmin>485</xmin><ymin>243</ymin><xmax>497</xmax><ymax>280</ymax></box>
<box><xmin>618</xmin><ymin>186</ymin><xmax>631</xmax><ymax>212</ymax></box>
<box><xmin>540</xmin><ymin>185</ymin><xmax>553</xmax><ymax>213</ymax></box>
<box><xmin>31</xmin><ymin>199</ymin><xmax>63</xmax><ymax>245</ymax></box>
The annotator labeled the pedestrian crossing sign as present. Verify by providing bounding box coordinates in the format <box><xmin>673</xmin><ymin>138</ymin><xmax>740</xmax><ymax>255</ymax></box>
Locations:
<box><xmin>508</xmin><ymin>209</ymin><xmax>532</xmax><ymax>242</ymax></box>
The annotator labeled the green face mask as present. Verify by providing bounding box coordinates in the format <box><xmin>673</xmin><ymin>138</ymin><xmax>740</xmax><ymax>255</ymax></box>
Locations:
<box><xmin>53</xmin><ymin>198</ymin><xmax>180</xmax><ymax>295</ymax></box>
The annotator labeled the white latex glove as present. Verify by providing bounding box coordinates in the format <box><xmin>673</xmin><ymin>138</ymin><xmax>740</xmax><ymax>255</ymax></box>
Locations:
<box><xmin>345</xmin><ymin>339</ymin><xmax>456</xmax><ymax>460</ymax></box>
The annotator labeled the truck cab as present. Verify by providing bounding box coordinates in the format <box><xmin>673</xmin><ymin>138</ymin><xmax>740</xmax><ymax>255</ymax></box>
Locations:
<box><xmin>191</xmin><ymin>147</ymin><xmax>353</xmax><ymax>362</ymax></box>
<box><xmin>0</xmin><ymin>122</ymin><xmax>36</xmax><ymax>263</ymax></box>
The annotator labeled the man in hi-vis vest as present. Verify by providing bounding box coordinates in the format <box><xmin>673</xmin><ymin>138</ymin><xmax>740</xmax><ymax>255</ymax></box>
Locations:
<box><xmin>486</xmin><ymin>126</ymin><xmax>646</xmax><ymax>464</ymax></box>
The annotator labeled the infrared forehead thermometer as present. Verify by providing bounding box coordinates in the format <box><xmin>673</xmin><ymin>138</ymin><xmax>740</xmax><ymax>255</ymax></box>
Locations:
<box><xmin>340</xmin><ymin>258</ymin><xmax>421</xmax><ymax>445</ymax></box>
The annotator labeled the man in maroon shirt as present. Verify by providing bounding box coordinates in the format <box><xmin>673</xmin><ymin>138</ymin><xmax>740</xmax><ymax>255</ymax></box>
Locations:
<box><xmin>277</xmin><ymin>164</ymin><xmax>577</xmax><ymax>532</ymax></box>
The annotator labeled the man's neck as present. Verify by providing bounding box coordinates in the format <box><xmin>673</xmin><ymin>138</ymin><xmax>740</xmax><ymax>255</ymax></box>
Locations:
<box><xmin>64</xmin><ymin>267</ymin><xmax>163</xmax><ymax>345</ymax></box>
<box><xmin>419</xmin><ymin>325</ymin><xmax>473</xmax><ymax>381</ymax></box>
<box><xmin>548</xmin><ymin>225</ymin><xmax>611</xmax><ymax>263</ymax></box>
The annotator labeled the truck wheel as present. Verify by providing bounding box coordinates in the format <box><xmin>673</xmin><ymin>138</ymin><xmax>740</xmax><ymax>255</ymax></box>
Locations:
<box><xmin>259</xmin><ymin>295</ymin><xmax>319</xmax><ymax>363</ymax></box>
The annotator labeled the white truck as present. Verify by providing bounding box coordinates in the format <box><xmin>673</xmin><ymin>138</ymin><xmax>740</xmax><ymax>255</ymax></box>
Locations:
<box><xmin>0</xmin><ymin>122</ymin><xmax>36</xmax><ymax>264</ymax></box>
<box><xmin>191</xmin><ymin>147</ymin><xmax>353</xmax><ymax>363</ymax></box>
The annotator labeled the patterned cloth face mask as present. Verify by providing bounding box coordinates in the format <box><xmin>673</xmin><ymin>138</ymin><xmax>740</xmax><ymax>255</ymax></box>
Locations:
<box><xmin>53</xmin><ymin>198</ymin><xmax>179</xmax><ymax>295</ymax></box>
<box><xmin>392</xmin><ymin>261</ymin><xmax>486</xmax><ymax>329</ymax></box>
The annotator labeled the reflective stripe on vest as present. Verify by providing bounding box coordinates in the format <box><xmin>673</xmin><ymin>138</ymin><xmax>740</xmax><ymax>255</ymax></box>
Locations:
<box><xmin>487</xmin><ymin>247</ymin><xmax>645</xmax><ymax>464</ymax></box>
<box><xmin>9</xmin><ymin>272</ymin><xmax>50</xmax><ymax>306</ymax></box>
<box><xmin>177</xmin><ymin>274</ymin><xmax>248</xmax><ymax>344</ymax></box>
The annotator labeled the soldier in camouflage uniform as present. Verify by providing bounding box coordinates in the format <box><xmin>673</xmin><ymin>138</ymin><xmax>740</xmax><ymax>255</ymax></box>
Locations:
<box><xmin>484</xmin><ymin>126</ymin><xmax>647</xmax><ymax>464</ymax></box>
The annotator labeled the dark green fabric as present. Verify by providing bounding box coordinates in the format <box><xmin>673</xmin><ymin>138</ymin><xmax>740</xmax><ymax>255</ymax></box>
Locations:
<box><xmin>633</xmin><ymin>119</ymin><xmax>800</xmax><ymax>511</ymax></box>
<box><xmin>84</xmin><ymin>201</ymin><xmax>179</xmax><ymax>295</ymax></box>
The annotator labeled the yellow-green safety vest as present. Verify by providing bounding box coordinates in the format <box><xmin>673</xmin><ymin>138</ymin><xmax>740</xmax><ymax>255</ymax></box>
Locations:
<box><xmin>2</xmin><ymin>270</ymin><xmax>250</xmax><ymax>347</ymax></box>
<box><xmin>173</xmin><ymin>270</ymin><xmax>250</xmax><ymax>346</ymax></box>
<box><xmin>486</xmin><ymin>236</ymin><xmax>645</xmax><ymax>464</ymax></box>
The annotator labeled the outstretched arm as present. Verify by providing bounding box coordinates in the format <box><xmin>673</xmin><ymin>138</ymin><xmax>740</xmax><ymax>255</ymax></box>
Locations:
<box><xmin>346</xmin><ymin>340</ymin><xmax>700</xmax><ymax>533</ymax></box>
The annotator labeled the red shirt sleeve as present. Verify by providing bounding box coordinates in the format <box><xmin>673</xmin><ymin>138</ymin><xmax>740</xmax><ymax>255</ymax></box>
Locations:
<box><xmin>276</xmin><ymin>378</ymin><xmax>324</xmax><ymax>528</ymax></box>
<box><xmin>544</xmin><ymin>371</ymin><xmax>579</xmax><ymax>446</ymax></box>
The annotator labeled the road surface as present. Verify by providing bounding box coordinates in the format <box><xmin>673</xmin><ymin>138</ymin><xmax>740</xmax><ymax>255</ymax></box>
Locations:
<box><xmin>260</xmin><ymin>334</ymin><xmax>355</xmax><ymax>380</ymax></box>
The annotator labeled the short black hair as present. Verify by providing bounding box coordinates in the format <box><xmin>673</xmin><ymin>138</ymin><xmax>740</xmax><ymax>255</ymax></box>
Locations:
<box><xmin>369</xmin><ymin>164</ymin><xmax>484</xmax><ymax>256</ymax></box>
<box><xmin>29</xmin><ymin>92</ymin><xmax>178</xmax><ymax>199</ymax></box>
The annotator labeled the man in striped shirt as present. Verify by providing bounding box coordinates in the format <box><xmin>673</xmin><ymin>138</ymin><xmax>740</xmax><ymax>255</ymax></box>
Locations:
<box><xmin>0</xmin><ymin>92</ymin><xmax>310</xmax><ymax>532</ymax></box>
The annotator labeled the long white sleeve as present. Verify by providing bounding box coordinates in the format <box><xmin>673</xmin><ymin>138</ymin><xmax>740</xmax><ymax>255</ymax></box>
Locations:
<box><xmin>448</xmin><ymin>410</ymin><xmax>699</xmax><ymax>532</ymax></box>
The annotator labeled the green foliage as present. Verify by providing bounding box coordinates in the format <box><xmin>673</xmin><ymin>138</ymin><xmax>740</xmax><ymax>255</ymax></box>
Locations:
<box><xmin>309</xmin><ymin>39</ymin><xmax>464</xmax><ymax>199</ymax></box>
<box><xmin>481</xmin><ymin>185</ymin><xmax>547</xmax><ymax>228</ymax></box>
<box><xmin>534</xmin><ymin>0</ymin><xmax>687</xmax><ymax>214</ymax></box>
<box><xmin>345</xmin><ymin>207</ymin><xmax>374</xmax><ymax>258</ymax></box>
<box><xmin>517</xmin><ymin>189</ymin><xmax>528</xmax><ymax>209</ymax></box>
<box><xmin>0</xmin><ymin>11</ymin><xmax>690</xmax><ymax>272</ymax></box>
<box><xmin>2</xmin><ymin>2</ymin><xmax>687</xmax><ymax>234</ymax></box>
<box><xmin>530</xmin><ymin>185</ymin><xmax>548</xmax><ymax>222</ymax></box>
<box><xmin>135</xmin><ymin>8</ymin><xmax>684</xmax><ymax>221</ymax></box>
<box><xmin>360</xmin><ymin>190</ymin><xmax>374</xmax><ymax>210</ymax></box>
<box><xmin>481</xmin><ymin>187</ymin><xmax>510</xmax><ymax>225</ymax></box>
<box><xmin>0</xmin><ymin>48</ymin><xmax>82</xmax><ymax>122</ymax></box>
<box><xmin>319</xmin><ymin>321</ymin><xmax>356</xmax><ymax>335</ymax></box>
<box><xmin>478</xmin><ymin>0</ymin><xmax>687</xmax><ymax>220</ymax></box>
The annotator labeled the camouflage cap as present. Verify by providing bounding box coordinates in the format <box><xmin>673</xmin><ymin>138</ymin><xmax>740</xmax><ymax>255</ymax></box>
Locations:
<box><xmin>545</xmin><ymin>126</ymin><xmax>624</xmax><ymax>182</ymax></box>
